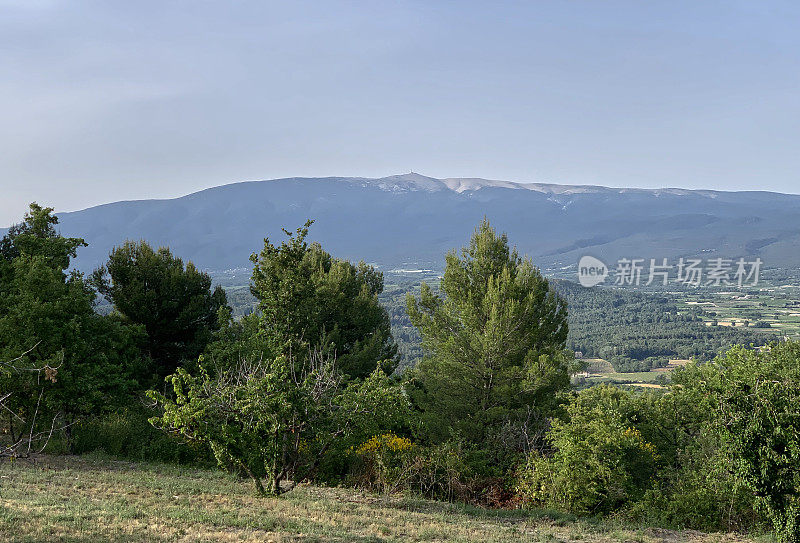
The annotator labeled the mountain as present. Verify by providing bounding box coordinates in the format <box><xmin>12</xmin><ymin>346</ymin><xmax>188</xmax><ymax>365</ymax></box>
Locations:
<box><xmin>5</xmin><ymin>173</ymin><xmax>800</xmax><ymax>273</ymax></box>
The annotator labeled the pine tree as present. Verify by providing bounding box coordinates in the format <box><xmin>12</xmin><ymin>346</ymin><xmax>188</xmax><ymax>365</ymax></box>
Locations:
<box><xmin>407</xmin><ymin>219</ymin><xmax>570</xmax><ymax>452</ymax></box>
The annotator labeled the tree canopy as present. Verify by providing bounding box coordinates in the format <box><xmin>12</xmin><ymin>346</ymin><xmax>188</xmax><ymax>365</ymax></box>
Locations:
<box><xmin>249</xmin><ymin>221</ymin><xmax>397</xmax><ymax>379</ymax></box>
<box><xmin>0</xmin><ymin>204</ymin><xmax>142</xmax><ymax>449</ymax></box>
<box><xmin>407</xmin><ymin>219</ymin><xmax>570</xmax><ymax>450</ymax></box>
<box><xmin>92</xmin><ymin>240</ymin><xmax>228</xmax><ymax>383</ymax></box>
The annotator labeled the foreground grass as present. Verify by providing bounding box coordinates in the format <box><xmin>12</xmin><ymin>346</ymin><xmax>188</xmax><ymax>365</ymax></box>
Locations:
<box><xmin>0</xmin><ymin>455</ymin><xmax>756</xmax><ymax>542</ymax></box>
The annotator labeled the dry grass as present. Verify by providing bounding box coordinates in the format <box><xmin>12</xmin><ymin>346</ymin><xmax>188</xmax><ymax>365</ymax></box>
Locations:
<box><xmin>0</xmin><ymin>455</ymin><xmax>757</xmax><ymax>542</ymax></box>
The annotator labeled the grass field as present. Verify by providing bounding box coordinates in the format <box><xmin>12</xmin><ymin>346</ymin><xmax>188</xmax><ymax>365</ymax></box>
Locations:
<box><xmin>0</xmin><ymin>455</ymin><xmax>759</xmax><ymax>543</ymax></box>
<box><xmin>577</xmin><ymin>358</ymin><xmax>684</xmax><ymax>388</ymax></box>
<box><xmin>583</xmin><ymin>371</ymin><xmax>667</xmax><ymax>386</ymax></box>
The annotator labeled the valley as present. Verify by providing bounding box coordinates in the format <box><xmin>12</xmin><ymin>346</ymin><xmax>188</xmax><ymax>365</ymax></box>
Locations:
<box><xmin>210</xmin><ymin>265</ymin><xmax>799</xmax><ymax>386</ymax></box>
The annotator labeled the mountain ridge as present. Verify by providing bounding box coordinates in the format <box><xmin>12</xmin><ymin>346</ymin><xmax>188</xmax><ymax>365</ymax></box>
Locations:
<box><xmin>3</xmin><ymin>174</ymin><xmax>800</xmax><ymax>273</ymax></box>
<box><xmin>58</xmin><ymin>172</ymin><xmax>799</xmax><ymax>214</ymax></box>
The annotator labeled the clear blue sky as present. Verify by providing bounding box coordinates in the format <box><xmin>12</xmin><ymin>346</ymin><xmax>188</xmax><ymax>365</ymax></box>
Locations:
<box><xmin>2</xmin><ymin>1</ymin><xmax>799</xmax><ymax>226</ymax></box>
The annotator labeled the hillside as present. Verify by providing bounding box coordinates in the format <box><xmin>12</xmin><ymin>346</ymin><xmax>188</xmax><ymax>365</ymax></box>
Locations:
<box><xmin>0</xmin><ymin>455</ymin><xmax>756</xmax><ymax>543</ymax></box>
<box><xmin>5</xmin><ymin>173</ymin><xmax>800</xmax><ymax>273</ymax></box>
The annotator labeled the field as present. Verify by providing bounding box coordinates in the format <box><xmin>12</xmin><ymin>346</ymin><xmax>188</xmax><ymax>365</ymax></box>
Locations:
<box><xmin>581</xmin><ymin>370</ymin><xmax>666</xmax><ymax>387</ymax></box>
<box><xmin>0</xmin><ymin>455</ymin><xmax>757</xmax><ymax>543</ymax></box>
<box><xmin>576</xmin><ymin>358</ymin><xmax>691</xmax><ymax>388</ymax></box>
<box><xmin>677</xmin><ymin>287</ymin><xmax>800</xmax><ymax>341</ymax></box>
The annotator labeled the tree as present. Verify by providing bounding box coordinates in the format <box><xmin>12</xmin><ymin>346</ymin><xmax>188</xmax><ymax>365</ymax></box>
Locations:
<box><xmin>0</xmin><ymin>202</ymin><xmax>84</xmax><ymax>270</ymax></box>
<box><xmin>92</xmin><ymin>240</ymin><xmax>228</xmax><ymax>383</ymax></box>
<box><xmin>406</xmin><ymin>219</ymin><xmax>570</xmax><ymax>451</ymax></box>
<box><xmin>516</xmin><ymin>385</ymin><xmax>658</xmax><ymax>514</ymax></box>
<box><xmin>702</xmin><ymin>343</ymin><xmax>800</xmax><ymax>543</ymax></box>
<box><xmin>0</xmin><ymin>204</ymin><xmax>142</xmax><ymax>446</ymax></box>
<box><xmin>148</xmin><ymin>351</ymin><xmax>410</xmax><ymax>496</ymax></box>
<box><xmin>149</xmin><ymin>221</ymin><xmax>410</xmax><ymax>496</ymax></box>
<box><xmin>249</xmin><ymin>221</ymin><xmax>397</xmax><ymax>379</ymax></box>
<box><xmin>0</xmin><ymin>346</ymin><xmax>67</xmax><ymax>458</ymax></box>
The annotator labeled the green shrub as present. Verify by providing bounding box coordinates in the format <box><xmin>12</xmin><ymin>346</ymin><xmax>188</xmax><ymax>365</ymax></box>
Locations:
<box><xmin>70</xmin><ymin>406</ymin><xmax>212</xmax><ymax>465</ymax></box>
<box><xmin>515</xmin><ymin>385</ymin><xmax>658</xmax><ymax>515</ymax></box>
<box><xmin>348</xmin><ymin>439</ymin><xmax>512</xmax><ymax>507</ymax></box>
<box><xmin>691</xmin><ymin>343</ymin><xmax>800</xmax><ymax>542</ymax></box>
<box><xmin>625</xmin><ymin>431</ymin><xmax>758</xmax><ymax>533</ymax></box>
<box><xmin>348</xmin><ymin>433</ymin><xmax>416</xmax><ymax>493</ymax></box>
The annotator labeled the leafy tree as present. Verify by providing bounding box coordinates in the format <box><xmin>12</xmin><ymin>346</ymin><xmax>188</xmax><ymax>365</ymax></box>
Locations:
<box><xmin>249</xmin><ymin>221</ymin><xmax>397</xmax><ymax>379</ymax></box>
<box><xmin>516</xmin><ymin>385</ymin><xmax>658</xmax><ymax>514</ymax></box>
<box><xmin>150</xmin><ymin>221</ymin><xmax>410</xmax><ymax>495</ymax></box>
<box><xmin>406</xmin><ymin>219</ymin><xmax>570</xmax><ymax>449</ymax></box>
<box><xmin>149</xmin><ymin>351</ymin><xmax>410</xmax><ymax>496</ymax></box>
<box><xmin>92</xmin><ymin>240</ymin><xmax>228</xmax><ymax>383</ymax></box>
<box><xmin>0</xmin><ymin>204</ymin><xmax>142</xmax><ymax>446</ymax></box>
<box><xmin>699</xmin><ymin>343</ymin><xmax>800</xmax><ymax>542</ymax></box>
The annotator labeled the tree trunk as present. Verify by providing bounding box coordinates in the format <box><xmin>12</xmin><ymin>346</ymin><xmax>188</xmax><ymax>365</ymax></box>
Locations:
<box><xmin>271</xmin><ymin>474</ymin><xmax>281</xmax><ymax>495</ymax></box>
<box><xmin>252</xmin><ymin>474</ymin><xmax>268</xmax><ymax>497</ymax></box>
<box><xmin>8</xmin><ymin>413</ymin><xmax>16</xmax><ymax>444</ymax></box>
<box><xmin>238</xmin><ymin>460</ymin><xmax>268</xmax><ymax>497</ymax></box>
<box><xmin>65</xmin><ymin>421</ymin><xmax>74</xmax><ymax>453</ymax></box>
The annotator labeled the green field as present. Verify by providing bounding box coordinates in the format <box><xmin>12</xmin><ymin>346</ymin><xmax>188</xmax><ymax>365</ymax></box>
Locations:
<box><xmin>0</xmin><ymin>455</ymin><xmax>759</xmax><ymax>542</ymax></box>
<box><xmin>582</xmin><ymin>370</ymin><xmax>667</xmax><ymax>387</ymax></box>
<box><xmin>677</xmin><ymin>287</ymin><xmax>800</xmax><ymax>341</ymax></box>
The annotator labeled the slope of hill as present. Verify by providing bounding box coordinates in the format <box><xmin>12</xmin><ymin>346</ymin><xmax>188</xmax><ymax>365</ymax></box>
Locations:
<box><xmin>4</xmin><ymin>173</ymin><xmax>800</xmax><ymax>272</ymax></box>
<box><xmin>1</xmin><ymin>455</ymin><xmax>759</xmax><ymax>542</ymax></box>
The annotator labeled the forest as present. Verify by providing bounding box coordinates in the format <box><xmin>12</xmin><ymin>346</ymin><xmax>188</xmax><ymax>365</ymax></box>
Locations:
<box><xmin>381</xmin><ymin>275</ymin><xmax>773</xmax><ymax>373</ymax></box>
<box><xmin>208</xmin><ymin>269</ymin><xmax>774</xmax><ymax>374</ymax></box>
<box><xmin>2</xmin><ymin>204</ymin><xmax>800</xmax><ymax>543</ymax></box>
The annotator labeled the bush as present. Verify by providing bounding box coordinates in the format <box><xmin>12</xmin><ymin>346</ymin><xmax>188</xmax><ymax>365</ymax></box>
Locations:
<box><xmin>347</xmin><ymin>438</ymin><xmax>512</xmax><ymax>507</ymax></box>
<box><xmin>625</xmin><ymin>431</ymin><xmax>757</xmax><ymax>532</ymax></box>
<box><xmin>349</xmin><ymin>433</ymin><xmax>416</xmax><ymax>493</ymax></box>
<box><xmin>515</xmin><ymin>385</ymin><xmax>658</xmax><ymax>515</ymax></box>
<box><xmin>702</xmin><ymin>343</ymin><xmax>800</xmax><ymax>542</ymax></box>
<box><xmin>403</xmin><ymin>441</ymin><xmax>485</xmax><ymax>504</ymax></box>
<box><xmin>70</xmin><ymin>407</ymin><xmax>212</xmax><ymax>465</ymax></box>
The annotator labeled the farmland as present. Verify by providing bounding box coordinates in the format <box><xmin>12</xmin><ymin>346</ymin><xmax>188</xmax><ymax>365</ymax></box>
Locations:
<box><xmin>678</xmin><ymin>288</ymin><xmax>800</xmax><ymax>341</ymax></box>
<box><xmin>575</xmin><ymin>358</ymin><xmax>691</xmax><ymax>388</ymax></box>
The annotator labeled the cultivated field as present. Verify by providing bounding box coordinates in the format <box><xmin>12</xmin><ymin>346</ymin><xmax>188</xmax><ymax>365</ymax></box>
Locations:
<box><xmin>0</xmin><ymin>455</ymin><xmax>757</xmax><ymax>543</ymax></box>
<box><xmin>577</xmin><ymin>359</ymin><xmax>691</xmax><ymax>388</ymax></box>
<box><xmin>679</xmin><ymin>288</ymin><xmax>800</xmax><ymax>341</ymax></box>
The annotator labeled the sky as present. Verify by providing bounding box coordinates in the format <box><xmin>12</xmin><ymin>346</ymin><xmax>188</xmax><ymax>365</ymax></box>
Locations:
<box><xmin>1</xmin><ymin>0</ymin><xmax>799</xmax><ymax>226</ymax></box>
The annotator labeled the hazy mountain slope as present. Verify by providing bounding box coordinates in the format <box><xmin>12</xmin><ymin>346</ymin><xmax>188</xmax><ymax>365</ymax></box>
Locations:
<box><xmin>4</xmin><ymin>173</ymin><xmax>799</xmax><ymax>272</ymax></box>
